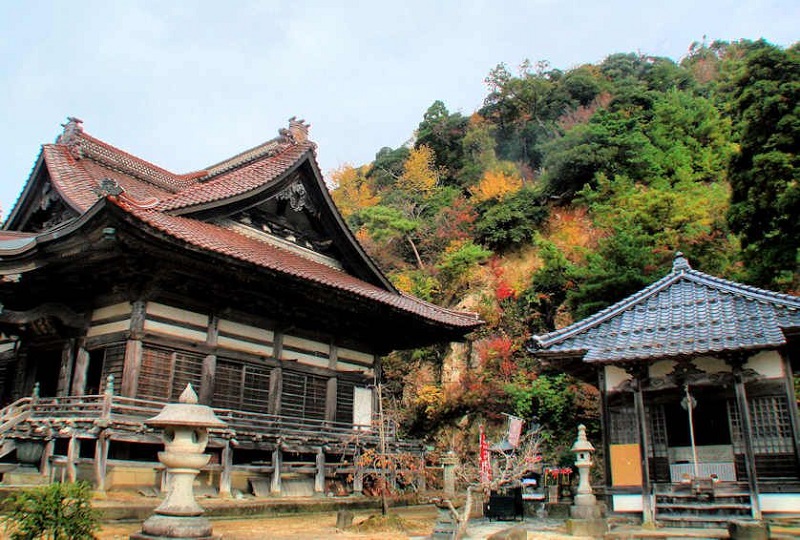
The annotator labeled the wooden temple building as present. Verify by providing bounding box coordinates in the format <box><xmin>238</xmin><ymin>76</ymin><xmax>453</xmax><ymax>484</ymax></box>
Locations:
<box><xmin>529</xmin><ymin>253</ymin><xmax>800</xmax><ymax>526</ymax></box>
<box><xmin>0</xmin><ymin>117</ymin><xmax>481</xmax><ymax>496</ymax></box>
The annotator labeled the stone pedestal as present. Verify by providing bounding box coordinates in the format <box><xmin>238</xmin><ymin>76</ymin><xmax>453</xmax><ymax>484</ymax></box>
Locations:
<box><xmin>566</xmin><ymin>517</ymin><xmax>608</xmax><ymax>537</ymax></box>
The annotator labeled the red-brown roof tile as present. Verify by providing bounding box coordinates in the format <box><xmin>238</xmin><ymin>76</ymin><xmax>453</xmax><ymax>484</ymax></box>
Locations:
<box><xmin>116</xmin><ymin>198</ymin><xmax>480</xmax><ymax>328</ymax></box>
<box><xmin>156</xmin><ymin>141</ymin><xmax>313</xmax><ymax>212</ymax></box>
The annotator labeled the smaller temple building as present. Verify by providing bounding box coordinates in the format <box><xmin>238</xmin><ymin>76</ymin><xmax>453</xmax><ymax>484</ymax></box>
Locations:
<box><xmin>528</xmin><ymin>253</ymin><xmax>800</xmax><ymax>526</ymax></box>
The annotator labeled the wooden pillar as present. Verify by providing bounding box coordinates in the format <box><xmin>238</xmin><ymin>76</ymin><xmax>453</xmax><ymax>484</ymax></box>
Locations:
<box><xmin>121</xmin><ymin>339</ymin><xmax>143</xmax><ymax>397</ymax></box>
<box><xmin>56</xmin><ymin>340</ymin><xmax>75</xmax><ymax>397</ymax></box>
<box><xmin>40</xmin><ymin>439</ymin><xmax>55</xmax><ymax>478</ymax></box>
<box><xmin>200</xmin><ymin>354</ymin><xmax>217</xmax><ymax>405</ymax></box>
<box><xmin>353</xmin><ymin>466</ymin><xmax>364</xmax><ymax>495</ymax></box>
<box><xmin>598</xmin><ymin>367</ymin><xmax>612</xmax><ymax>489</ymax></box>
<box><xmin>781</xmin><ymin>351</ymin><xmax>800</xmax><ymax>474</ymax></box>
<box><xmin>121</xmin><ymin>301</ymin><xmax>145</xmax><ymax>397</ymax></box>
<box><xmin>631</xmin><ymin>369</ymin><xmax>654</xmax><ymax>525</ymax></box>
<box><xmin>66</xmin><ymin>436</ymin><xmax>79</xmax><ymax>483</ymax></box>
<box><xmin>13</xmin><ymin>349</ymin><xmax>29</xmax><ymax>399</ymax></box>
<box><xmin>94</xmin><ymin>434</ymin><xmax>109</xmax><ymax>492</ymax></box>
<box><xmin>70</xmin><ymin>346</ymin><xmax>90</xmax><ymax>396</ymax></box>
<box><xmin>315</xmin><ymin>448</ymin><xmax>325</xmax><ymax>495</ymax></box>
<box><xmin>325</xmin><ymin>377</ymin><xmax>337</xmax><ymax>424</ymax></box>
<box><xmin>732</xmin><ymin>364</ymin><xmax>762</xmax><ymax>519</ymax></box>
<box><xmin>200</xmin><ymin>316</ymin><xmax>219</xmax><ymax>405</ymax></box>
<box><xmin>271</xmin><ymin>447</ymin><xmax>282</xmax><ymax>494</ymax></box>
<box><xmin>269</xmin><ymin>367</ymin><xmax>282</xmax><ymax>416</ymax></box>
<box><xmin>220</xmin><ymin>440</ymin><xmax>233</xmax><ymax>498</ymax></box>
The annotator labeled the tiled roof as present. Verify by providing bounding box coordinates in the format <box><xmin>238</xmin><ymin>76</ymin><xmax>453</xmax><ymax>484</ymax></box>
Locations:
<box><xmin>156</xmin><ymin>141</ymin><xmax>313</xmax><ymax>212</ymax></box>
<box><xmin>529</xmin><ymin>253</ymin><xmax>800</xmax><ymax>363</ymax></box>
<box><xmin>5</xmin><ymin>118</ymin><xmax>482</xmax><ymax>332</ymax></box>
<box><xmin>115</xmin><ymin>198</ymin><xmax>481</xmax><ymax>328</ymax></box>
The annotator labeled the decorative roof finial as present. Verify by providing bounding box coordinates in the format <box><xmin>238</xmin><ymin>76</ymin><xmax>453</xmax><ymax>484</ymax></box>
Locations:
<box><xmin>673</xmin><ymin>252</ymin><xmax>691</xmax><ymax>272</ymax></box>
<box><xmin>57</xmin><ymin>117</ymin><xmax>84</xmax><ymax>159</ymax></box>
<box><xmin>288</xmin><ymin>117</ymin><xmax>309</xmax><ymax>143</ymax></box>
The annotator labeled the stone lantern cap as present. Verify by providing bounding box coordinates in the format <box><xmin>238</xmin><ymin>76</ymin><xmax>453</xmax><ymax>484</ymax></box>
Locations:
<box><xmin>570</xmin><ymin>424</ymin><xmax>595</xmax><ymax>453</ymax></box>
<box><xmin>146</xmin><ymin>384</ymin><xmax>226</xmax><ymax>429</ymax></box>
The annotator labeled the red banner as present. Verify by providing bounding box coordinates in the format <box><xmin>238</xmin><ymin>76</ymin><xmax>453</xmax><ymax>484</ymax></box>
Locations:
<box><xmin>479</xmin><ymin>424</ymin><xmax>492</xmax><ymax>484</ymax></box>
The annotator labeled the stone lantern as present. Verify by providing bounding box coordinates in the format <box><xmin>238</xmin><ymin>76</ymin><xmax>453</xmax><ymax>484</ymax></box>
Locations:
<box><xmin>570</xmin><ymin>424</ymin><xmax>596</xmax><ymax>508</ymax></box>
<box><xmin>566</xmin><ymin>424</ymin><xmax>605</xmax><ymax>536</ymax></box>
<box><xmin>131</xmin><ymin>384</ymin><xmax>226</xmax><ymax>540</ymax></box>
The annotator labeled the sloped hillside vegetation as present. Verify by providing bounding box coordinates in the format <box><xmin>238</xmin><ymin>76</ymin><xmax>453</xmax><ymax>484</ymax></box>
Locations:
<box><xmin>330</xmin><ymin>39</ymin><xmax>799</xmax><ymax>461</ymax></box>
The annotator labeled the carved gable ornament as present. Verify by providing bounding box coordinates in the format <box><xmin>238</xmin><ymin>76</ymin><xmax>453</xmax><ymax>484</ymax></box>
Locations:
<box><xmin>276</xmin><ymin>181</ymin><xmax>314</xmax><ymax>213</ymax></box>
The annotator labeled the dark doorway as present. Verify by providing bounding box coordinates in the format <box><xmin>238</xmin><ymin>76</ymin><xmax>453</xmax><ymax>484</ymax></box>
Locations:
<box><xmin>30</xmin><ymin>349</ymin><xmax>62</xmax><ymax>397</ymax></box>
<box><xmin>665</xmin><ymin>395</ymin><xmax>731</xmax><ymax>447</ymax></box>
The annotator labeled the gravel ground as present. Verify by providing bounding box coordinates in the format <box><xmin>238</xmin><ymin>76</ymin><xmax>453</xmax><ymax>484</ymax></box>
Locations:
<box><xmin>97</xmin><ymin>507</ymin><xmax>579</xmax><ymax>540</ymax></box>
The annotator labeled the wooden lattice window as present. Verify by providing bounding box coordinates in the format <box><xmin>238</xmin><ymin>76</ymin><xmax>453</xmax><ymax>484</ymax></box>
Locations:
<box><xmin>728</xmin><ymin>395</ymin><xmax>799</xmax><ymax>479</ymax></box>
<box><xmin>609</xmin><ymin>406</ymin><xmax>638</xmax><ymax>445</ymax></box>
<box><xmin>137</xmin><ymin>346</ymin><xmax>203</xmax><ymax>402</ymax></box>
<box><xmin>281</xmin><ymin>370</ymin><xmax>327</xmax><ymax>421</ymax></box>
<box><xmin>100</xmin><ymin>344</ymin><xmax>125</xmax><ymax>394</ymax></box>
<box><xmin>728</xmin><ymin>396</ymin><xmax>794</xmax><ymax>454</ymax></box>
<box><xmin>212</xmin><ymin>359</ymin><xmax>271</xmax><ymax>413</ymax></box>
<box><xmin>647</xmin><ymin>404</ymin><xmax>668</xmax><ymax>457</ymax></box>
<box><xmin>336</xmin><ymin>380</ymin><xmax>356</xmax><ymax>425</ymax></box>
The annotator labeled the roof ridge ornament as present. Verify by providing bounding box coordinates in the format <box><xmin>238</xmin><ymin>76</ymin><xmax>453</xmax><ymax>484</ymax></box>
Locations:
<box><xmin>278</xmin><ymin>117</ymin><xmax>310</xmax><ymax>144</ymax></box>
<box><xmin>93</xmin><ymin>178</ymin><xmax>125</xmax><ymax>198</ymax></box>
<box><xmin>57</xmin><ymin>117</ymin><xmax>84</xmax><ymax>159</ymax></box>
<box><xmin>672</xmin><ymin>251</ymin><xmax>691</xmax><ymax>272</ymax></box>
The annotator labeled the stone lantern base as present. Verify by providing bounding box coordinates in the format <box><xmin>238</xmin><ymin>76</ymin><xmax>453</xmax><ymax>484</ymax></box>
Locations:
<box><xmin>130</xmin><ymin>514</ymin><xmax>219</xmax><ymax>540</ymax></box>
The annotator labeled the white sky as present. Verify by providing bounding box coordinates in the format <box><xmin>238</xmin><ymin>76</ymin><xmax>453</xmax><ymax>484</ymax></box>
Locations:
<box><xmin>1</xmin><ymin>0</ymin><xmax>797</xmax><ymax>216</ymax></box>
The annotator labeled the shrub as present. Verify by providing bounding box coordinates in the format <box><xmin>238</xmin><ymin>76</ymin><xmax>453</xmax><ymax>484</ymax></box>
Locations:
<box><xmin>2</xmin><ymin>481</ymin><xmax>99</xmax><ymax>540</ymax></box>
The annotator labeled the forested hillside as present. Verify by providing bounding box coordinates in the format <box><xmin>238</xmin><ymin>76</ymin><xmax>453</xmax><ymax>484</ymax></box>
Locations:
<box><xmin>329</xmin><ymin>39</ymin><xmax>799</xmax><ymax>461</ymax></box>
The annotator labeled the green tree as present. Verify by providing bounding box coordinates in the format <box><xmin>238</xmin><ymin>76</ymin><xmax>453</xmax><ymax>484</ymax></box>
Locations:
<box><xmin>416</xmin><ymin>101</ymin><xmax>468</xmax><ymax>185</ymax></box>
<box><xmin>725</xmin><ymin>42</ymin><xmax>800</xmax><ymax>289</ymax></box>
<box><xmin>567</xmin><ymin>225</ymin><xmax>659</xmax><ymax>319</ymax></box>
<box><xmin>475</xmin><ymin>187</ymin><xmax>549</xmax><ymax>250</ymax></box>
<box><xmin>521</xmin><ymin>240</ymin><xmax>574</xmax><ymax>332</ymax></box>
<box><xmin>356</xmin><ymin>205</ymin><xmax>424</xmax><ymax>268</ymax></box>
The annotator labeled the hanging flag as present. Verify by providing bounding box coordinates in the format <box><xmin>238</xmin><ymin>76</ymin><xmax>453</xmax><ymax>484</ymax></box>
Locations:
<box><xmin>507</xmin><ymin>415</ymin><xmax>524</xmax><ymax>448</ymax></box>
<box><xmin>479</xmin><ymin>424</ymin><xmax>492</xmax><ymax>484</ymax></box>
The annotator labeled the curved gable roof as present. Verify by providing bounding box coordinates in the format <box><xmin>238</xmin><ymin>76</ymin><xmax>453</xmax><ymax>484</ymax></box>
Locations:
<box><xmin>0</xmin><ymin>118</ymin><xmax>482</xmax><ymax>341</ymax></box>
<box><xmin>529</xmin><ymin>253</ymin><xmax>800</xmax><ymax>363</ymax></box>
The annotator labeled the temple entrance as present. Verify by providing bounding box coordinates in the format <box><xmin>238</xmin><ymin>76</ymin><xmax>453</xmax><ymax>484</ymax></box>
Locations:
<box><xmin>662</xmin><ymin>393</ymin><xmax>737</xmax><ymax>482</ymax></box>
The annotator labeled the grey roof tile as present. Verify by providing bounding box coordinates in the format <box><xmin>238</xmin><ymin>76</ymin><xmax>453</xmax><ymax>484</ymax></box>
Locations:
<box><xmin>529</xmin><ymin>253</ymin><xmax>800</xmax><ymax>363</ymax></box>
